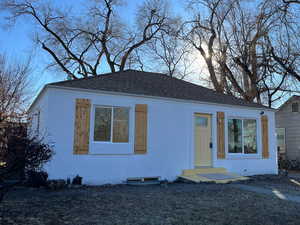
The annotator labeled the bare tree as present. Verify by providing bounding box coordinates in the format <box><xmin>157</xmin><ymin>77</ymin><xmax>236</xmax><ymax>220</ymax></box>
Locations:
<box><xmin>264</xmin><ymin>0</ymin><xmax>300</xmax><ymax>83</ymax></box>
<box><xmin>182</xmin><ymin>0</ymin><xmax>238</xmax><ymax>93</ymax></box>
<box><xmin>282</xmin><ymin>0</ymin><xmax>300</xmax><ymax>4</ymax></box>
<box><xmin>1</xmin><ymin>0</ymin><xmax>173</xmax><ymax>79</ymax></box>
<box><xmin>0</xmin><ymin>54</ymin><xmax>30</xmax><ymax>123</ymax></box>
<box><xmin>182</xmin><ymin>0</ymin><xmax>299</xmax><ymax>107</ymax></box>
<box><xmin>142</xmin><ymin>19</ymin><xmax>196</xmax><ymax>79</ymax></box>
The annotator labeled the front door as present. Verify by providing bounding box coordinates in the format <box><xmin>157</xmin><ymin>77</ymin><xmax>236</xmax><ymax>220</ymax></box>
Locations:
<box><xmin>194</xmin><ymin>113</ymin><xmax>212</xmax><ymax>167</ymax></box>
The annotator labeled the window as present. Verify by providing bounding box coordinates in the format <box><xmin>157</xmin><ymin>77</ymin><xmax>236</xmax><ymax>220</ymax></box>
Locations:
<box><xmin>292</xmin><ymin>103</ymin><xmax>299</xmax><ymax>112</ymax></box>
<box><xmin>113</xmin><ymin>107</ymin><xmax>130</xmax><ymax>142</ymax></box>
<box><xmin>228</xmin><ymin>119</ymin><xmax>242</xmax><ymax>153</ymax></box>
<box><xmin>228</xmin><ymin>118</ymin><xmax>257</xmax><ymax>154</ymax></box>
<box><xmin>94</xmin><ymin>106</ymin><xmax>129</xmax><ymax>143</ymax></box>
<box><xmin>243</xmin><ymin>120</ymin><xmax>257</xmax><ymax>154</ymax></box>
<box><xmin>195</xmin><ymin>117</ymin><xmax>208</xmax><ymax>127</ymax></box>
<box><xmin>94</xmin><ymin>107</ymin><xmax>112</xmax><ymax>141</ymax></box>
<box><xmin>276</xmin><ymin>128</ymin><xmax>285</xmax><ymax>153</ymax></box>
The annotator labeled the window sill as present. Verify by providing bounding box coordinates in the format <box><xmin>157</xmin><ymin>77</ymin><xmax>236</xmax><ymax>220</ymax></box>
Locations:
<box><xmin>89</xmin><ymin>141</ymin><xmax>133</xmax><ymax>155</ymax></box>
<box><xmin>226</xmin><ymin>154</ymin><xmax>262</xmax><ymax>160</ymax></box>
<box><xmin>88</xmin><ymin>153</ymin><xmax>134</xmax><ymax>156</ymax></box>
<box><xmin>92</xmin><ymin>141</ymin><xmax>130</xmax><ymax>144</ymax></box>
<box><xmin>89</xmin><ymin>150</ymin><xmax>134</xmax><ymax>155</ymax></box>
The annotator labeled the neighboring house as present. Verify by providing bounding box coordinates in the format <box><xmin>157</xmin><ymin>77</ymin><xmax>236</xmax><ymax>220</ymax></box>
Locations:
<box><xmin>28</xmin><ymin>70</ymin><xmax>277</xmax><ymax>185</ymax></box>
<box><xmin>276</xmin><ymin>95</ymin><xmax>300</xmax><ymax>160</ymax></box>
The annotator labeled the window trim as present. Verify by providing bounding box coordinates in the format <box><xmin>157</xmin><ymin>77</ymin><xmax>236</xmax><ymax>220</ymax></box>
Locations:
<box><xmin>36</xmin><ymin>110</ymin><xmax>40</xmax><ymax>134</ymax></box>
<box><xmin>92</xmin><ymin>105</ymin><xmax>130</xmax><ymax>143</ymax></box>
<box><xmin>226</xmin><ymin>116</ymin><xmax>259</xmax><ymax>157</ymax></box>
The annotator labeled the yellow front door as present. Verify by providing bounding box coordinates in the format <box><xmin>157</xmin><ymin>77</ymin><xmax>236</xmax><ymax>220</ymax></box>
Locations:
<box><xmin>194</xmin><ymin>113</ymin><xmax>212</xmax><ymax>167</ymax></box>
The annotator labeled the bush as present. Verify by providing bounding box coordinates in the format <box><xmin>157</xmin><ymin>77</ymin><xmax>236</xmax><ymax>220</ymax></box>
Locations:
<box><xmin>26</xmin><ymin>170</ymin><xmax>48</xmax><ymax>187</ymax></box>
<box><xmin>278</xmin><ymin>157</ymin><xmax>300</xmax><ymax>171</ymax></box>
<box><xmin>1</xmin><ymin>129</ymin><xmax>54</xmax><ymax>182</ymax></box>
<box><xmin>72</xmin><ymin>175</ymin><xmax>82</xmax><ymax>185</ymax></box>
<box><xmin>47</xmin><ymin>179</ymin><xmax>66</xmax><ymax>190</ymax></box>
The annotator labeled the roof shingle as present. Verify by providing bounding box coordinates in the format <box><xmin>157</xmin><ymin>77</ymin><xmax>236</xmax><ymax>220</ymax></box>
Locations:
<box><xmin>49</xmin><ymin>69</ymin><xmax>269</xmax><ymax>109</ymax></box>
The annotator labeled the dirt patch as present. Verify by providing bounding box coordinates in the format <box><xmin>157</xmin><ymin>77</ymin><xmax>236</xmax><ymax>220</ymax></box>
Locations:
<box><xmin>1</xmin><ymin>183</ymin><xmax>300</xmax><ymax>225</ymax></box>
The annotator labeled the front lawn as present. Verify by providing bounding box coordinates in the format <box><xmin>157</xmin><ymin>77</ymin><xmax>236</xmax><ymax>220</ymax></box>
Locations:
<box><xmin>1</xmin><ymin>182</ymin><xmax>300</xmax><ymax>225</ymax></box>
<box><xmin>242</xmin><ymin>174</ymin><xmax>300</xmax><ymax>196</ymax></box>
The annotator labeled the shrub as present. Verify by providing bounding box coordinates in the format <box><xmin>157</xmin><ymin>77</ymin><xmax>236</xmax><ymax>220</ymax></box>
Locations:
<box><xmin>47</xmin><ymin>179</ymin><xmax>66</xmax><ymax>190</ymax></box>
<box><xmin>1</xmin><ymin>129</ymin><xmax>54</xmax><ymax>182</ymax></box>
<box><xmin>26</xmin><ymin>170</ymin><xmax>48</xmax><ymax>187</ymax></box>
<box><xmin>278</xmin><ymin>156</ymin><xmax>300</xmax><ymax>171</ymax></box>
<box><xmin>72</xmin><ymin>175</ymin><xmax>82</xmax><ymax>185</ymax></box>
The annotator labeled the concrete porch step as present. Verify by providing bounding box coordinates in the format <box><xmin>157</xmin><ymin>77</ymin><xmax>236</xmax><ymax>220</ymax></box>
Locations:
<box><xmin>179</xmin><ymin>167</ymin><xmax>249</xmax><ymax>184</ymax></box>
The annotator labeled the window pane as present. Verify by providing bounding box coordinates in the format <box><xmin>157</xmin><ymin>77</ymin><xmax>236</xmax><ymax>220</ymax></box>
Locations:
<box><xmin>94</xmin><ymin>107</ymin><xmax>112</xmax><ymax>141</ymax></box>
<box><xmin>195</xmin><ymin>117</ymin><xmax>208</xmax><ymax>127</ymax></box>
<box><xmin>113</xmin><ymin>107</ymin><xmax>129</xmax><ymax>143</ymax></box>
<box><xmin>228</xmin><ymin>119</ymin><xmax>242</xmax><ymax>153</ymax></box>
<box><xmin>243</xmin><ymin>119</ymin><xmax>257</xmax><ymax>154</ymax></box>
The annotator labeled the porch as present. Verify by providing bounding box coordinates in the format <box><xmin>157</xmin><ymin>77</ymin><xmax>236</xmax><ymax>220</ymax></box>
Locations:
<box><xmin>178</xmin><ymin>167</ymin><xmax>249</xmax><ymax>184</ymax></box>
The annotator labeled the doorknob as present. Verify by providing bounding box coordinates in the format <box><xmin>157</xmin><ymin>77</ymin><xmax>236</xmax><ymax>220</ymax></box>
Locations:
<box><xmin>209</xmin><ymin>142</ymin><xmax>213</xmax><ymax>148</ymax></box>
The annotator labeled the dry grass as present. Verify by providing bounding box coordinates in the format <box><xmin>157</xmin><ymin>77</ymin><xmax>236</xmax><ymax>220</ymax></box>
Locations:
<box><xmin>1</xmin><ymin>182</ymin><xmax>300</xmax><ymax>225</ymax></box>
<box><xmin>242</xmin><ymin>175</ymin><xmax>300</xmax><ymax>196</ymax></box>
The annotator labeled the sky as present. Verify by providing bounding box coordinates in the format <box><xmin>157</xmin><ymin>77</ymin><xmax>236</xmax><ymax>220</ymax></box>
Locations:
<box><xmin>0</xmin><ymin>0</ymin><xmax>295</xmax><ymax>108</ymax></box>
<box><xmin>0</xmin><ymin>0</ymin><xmax>188</xmax><ymax>97</ymax></box>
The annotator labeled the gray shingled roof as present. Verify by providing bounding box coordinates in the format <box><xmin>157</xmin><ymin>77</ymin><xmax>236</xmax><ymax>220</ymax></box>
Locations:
<box><xmin>49</xmin><ymin>69</ymin><xmax>269</xmax><ymax>109</ymax></box>
<box><xmin>278</xmin><ymin>95</ymin><xmax>300</xmax><ymax>110</ymax></box>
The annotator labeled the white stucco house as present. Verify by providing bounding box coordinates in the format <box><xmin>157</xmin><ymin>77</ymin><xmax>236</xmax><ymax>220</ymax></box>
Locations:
<box><xmin>28</xmin><ymin>70</ymin><xmax>277</xmax><ymax>185</ymax></box>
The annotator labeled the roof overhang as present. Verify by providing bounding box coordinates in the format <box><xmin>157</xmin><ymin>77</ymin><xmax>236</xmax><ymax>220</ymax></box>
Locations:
<box><xmin>277</xmin><ymin>95</ymin><xmax>300</xmax><ymax>111</ymax></box>
<box><xmin>29</xmin><ymin>84</ymin><xmax>276</xmax><ymax>112</ymax></box>
<box><xmin>28</xmin><ymin>85</ymin><xmax>49</xmax><ymax>112</ymax></box>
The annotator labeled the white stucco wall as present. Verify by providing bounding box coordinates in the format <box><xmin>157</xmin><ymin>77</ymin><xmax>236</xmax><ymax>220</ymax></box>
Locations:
<box><xmin>28</xmin><ymin>89</ymin><xmax>50</xmax><ymax>139</ymax></box>
<box><xmin>31</xmin><ymin>86</ymin><xmax>277</xmax><ymax>185</ymax></box>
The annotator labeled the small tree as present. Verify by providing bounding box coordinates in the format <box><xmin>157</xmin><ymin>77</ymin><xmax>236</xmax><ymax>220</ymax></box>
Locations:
<box><xmin>0</xmin><ymin>54</ymin><xmax>30</xmax><ymax>123</ymax></box>
<box><xmin>0</xmin><ymin>53</ymin><xmax>52</xmax><ymax>205</ymax></box>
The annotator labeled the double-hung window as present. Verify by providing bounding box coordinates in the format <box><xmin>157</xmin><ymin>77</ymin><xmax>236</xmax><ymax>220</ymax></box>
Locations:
<box><xmin>94</xmin><ymin>106</ymin><xmax>129</xmax><ymax>143</ymax></box>
<box><xmin>228</xmin><ymin>118</ymin><xmax>257</xmax><ymax>154</ymax></box>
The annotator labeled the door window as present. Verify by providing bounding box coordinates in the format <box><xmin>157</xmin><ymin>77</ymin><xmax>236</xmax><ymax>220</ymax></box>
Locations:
<box><xmin>195</xmin><ymin>117</ymin><xmax>208</xmax><ymax>127</ymax></box>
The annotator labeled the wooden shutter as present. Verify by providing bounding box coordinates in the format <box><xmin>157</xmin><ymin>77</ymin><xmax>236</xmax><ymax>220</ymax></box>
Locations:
<box><xmin>217</xmin><ymin>112</ymin><xmax>225</xmax><ymax>159</ymax></box>
<box><xmin>73</xmin><ymin>99</ymin><xmax>91</xmax><ymax>154</ymax></box>
<box><xmin>134</xmin><ymin>104</ymin><xmax>147</xmax><ymax>154</ymax></box>
<box><xmin>261</xmin><ymin>115</ymin><xmax>269</xmax><ymax>158</ymax></box>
